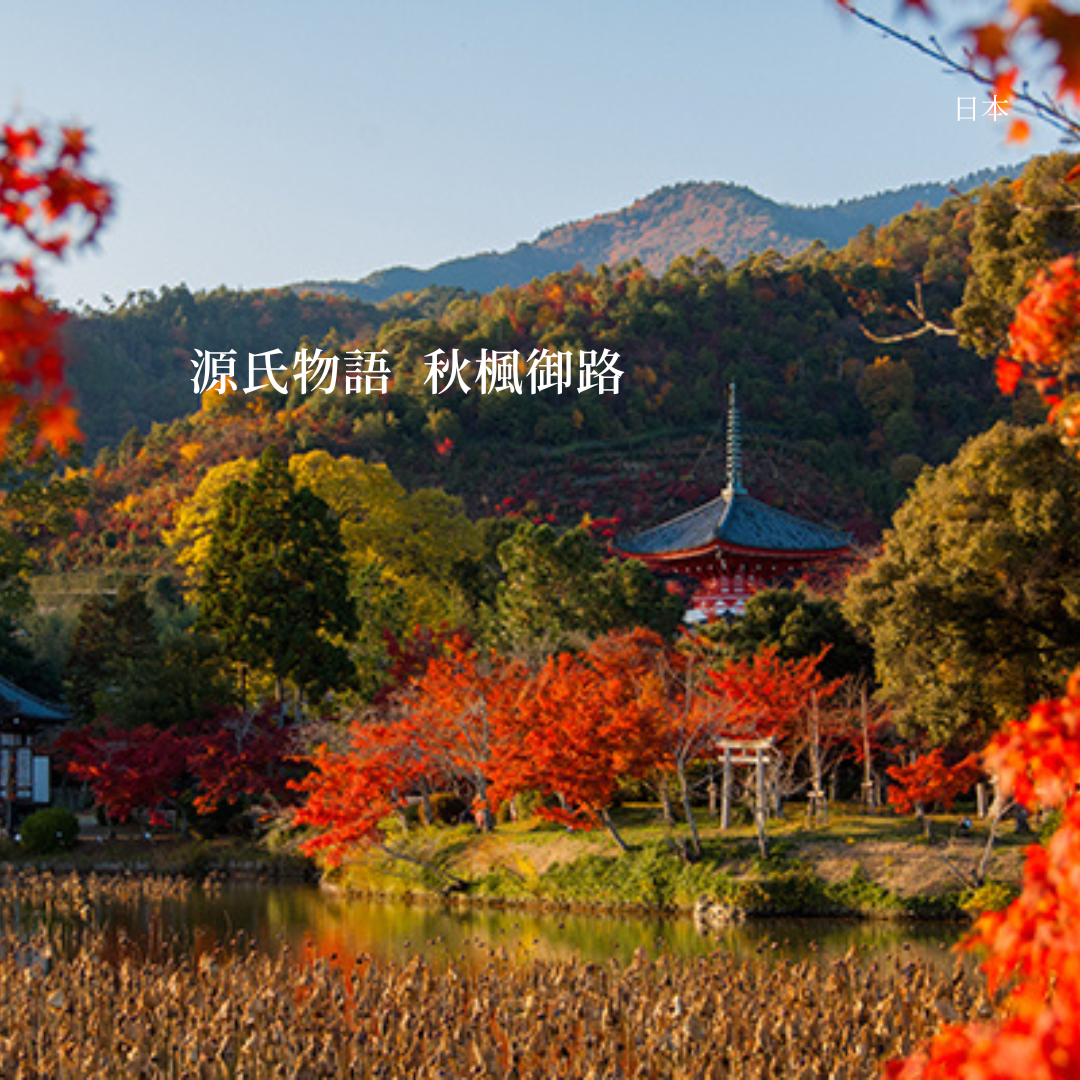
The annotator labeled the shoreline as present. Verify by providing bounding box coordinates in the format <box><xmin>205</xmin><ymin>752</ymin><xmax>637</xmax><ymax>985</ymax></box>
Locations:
<box><xmin>1</xmin><ymin>804</ymin><xmax>1028</xmax><ymax>924</ymax></box>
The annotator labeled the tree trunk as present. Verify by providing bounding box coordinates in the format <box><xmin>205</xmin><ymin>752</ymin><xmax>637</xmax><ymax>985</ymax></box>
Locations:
<box><xmin>860</xmin><ymin>684</ymin><xmax>876</xmax><ymax>811</ymax></box>
<box><xmin>601</xmin><ymin>808</ymin><xmax>630</xmax><ymax>854</ymax></box>
<box><xmin>657</xmin><ymin>776</ymin><xmax>676</xmax><ymax>827</ymax></box>
<box><xmin>754</xmin><ymin>754</ymin><xmax>768</xmax><ymax>858</ymax></box>
<box><xmin>676</xmin><ymin>763</ymin><xmax>702</xmax><ymax>859</ymax></box>
<box><xmin>720</xmin><ymin>751</ymin><xmax>732</xmax><ymax>830</ymax></box>
<box><xmin>376</xmin><ymin>842</ymin><xmax>467</xmax><ymax>891</ymax></box>
<box><xmin>976</xmin><ymin>796</ymin><xmax>1012</xmax><ymax>884</ymax></box>
<box><xmin>916</xmin><ymin>803</ymin><xmax>932</xmax><ymax>840</ymax></box>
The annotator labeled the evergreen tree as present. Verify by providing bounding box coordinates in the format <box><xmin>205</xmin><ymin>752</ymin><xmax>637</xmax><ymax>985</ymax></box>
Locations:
<box><xmin>487</xmin><ymin>521</ymin><xmax>683</xmax><ymax>658</ymax></box>
<box><xmin>65</xmin><ymin>577</ymin><xmax>160</xmax><ymax>726</ymax></box>
<box><xmin>197</xmin><ymin>446</ymin><xmax>358</xmax><ymax>700</ymax></box>
<box><xmin>708</xmin><ymin>586</ymin><xmax>873</xmax><ymax>682</ymax></box>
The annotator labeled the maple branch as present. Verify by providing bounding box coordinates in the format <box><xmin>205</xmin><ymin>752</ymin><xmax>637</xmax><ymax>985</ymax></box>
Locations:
<box><xmin>844</xmin><ymin>5</ymin><xmax>1080</xmax><ymax>141</ymax></box>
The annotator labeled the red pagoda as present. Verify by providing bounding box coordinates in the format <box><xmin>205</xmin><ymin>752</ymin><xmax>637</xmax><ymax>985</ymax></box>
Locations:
<box><xmin>615</xmin><ymin>385</ymin><xmax>851</xmax><ymax>622</ymax></box>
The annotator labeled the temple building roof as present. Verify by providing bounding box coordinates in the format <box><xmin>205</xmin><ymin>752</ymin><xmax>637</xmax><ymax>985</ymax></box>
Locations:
<box><xmin>0</xmin><ymin>674</ymin><xmax>70</xmax><ymax>724</ymax></box>
<box><xmin>617</xmin><ymin>489</ymin><xmax>851</xmax><ymax>558</ymax></box>
<box><xmin>615</xmin><ymin>383</ymin><xmax>851</xmax><ymax>561</ymax></box>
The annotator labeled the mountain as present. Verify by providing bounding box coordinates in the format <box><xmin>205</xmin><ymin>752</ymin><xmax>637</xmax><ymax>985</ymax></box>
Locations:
<box><xmin>293</xmin><ymin>166</ymin><xmax>1013</xmax><ymax>302</ymax></box>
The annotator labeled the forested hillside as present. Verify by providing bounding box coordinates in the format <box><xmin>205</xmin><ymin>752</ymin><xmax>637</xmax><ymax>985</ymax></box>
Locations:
<box><xmin>32</xmin><ymin>175</ymin><xmax>1036</xmax><ymax>578</ymax></box>
<box><xmin>61</xmin><ymin>286</ymin><xmax>463</xmax><ymax>451</ymax></box>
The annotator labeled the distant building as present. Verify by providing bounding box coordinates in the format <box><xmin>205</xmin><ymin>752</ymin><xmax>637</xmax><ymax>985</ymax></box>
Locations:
<box><xmin>0</xmin><ymin>674</ymin><xmax>69</xmax><ymax>826</ymax></box>
<box><xmin>615</xmin><ymin>385</ymin><xmax>851</xmax><ymax>621</ymax></box>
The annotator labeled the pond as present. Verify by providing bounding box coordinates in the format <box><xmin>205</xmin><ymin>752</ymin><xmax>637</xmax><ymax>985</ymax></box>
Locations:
<box><xmin>47</xmin><ymin>881</ymin><xmax>970</xmax><ymax>971</ymax></box>
<box><xmin>0</xmin><ymin>875</ymin><xmax>981</xmax><ymax>1078</ymax></box>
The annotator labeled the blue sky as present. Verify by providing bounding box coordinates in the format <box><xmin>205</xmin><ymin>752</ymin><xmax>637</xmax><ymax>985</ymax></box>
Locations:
<box><xmin>5</xmin><ymin>1</ymin><xmax>1060</xmax><ymax>309</ymax></box>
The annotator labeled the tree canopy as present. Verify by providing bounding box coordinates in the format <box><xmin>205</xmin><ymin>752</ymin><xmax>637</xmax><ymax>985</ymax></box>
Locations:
<box><xmin>708</xmin><ymin>586</ymin><xmax>873</xmax><ymax>683</ymax></box>
<box><xmin>485</xmin><ymin>520</ymin><xmax>684</xmax><ymax>658</ymax></box>
<box><xmin>845</xmin><ymin>422</ymin><xmax>1080</xmax><ymax>747</ymax></box>
<box><xmin>954</xmin><ymin>152</ymin><xmax>1080</xmax><ymax>359</ymax></box>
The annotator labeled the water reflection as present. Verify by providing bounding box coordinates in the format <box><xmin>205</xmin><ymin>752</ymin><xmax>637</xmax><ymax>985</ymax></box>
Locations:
<box><xmin>17</xmin><ymin>883</ymin><xmax>969</xmax><ymax>971</ymax></box>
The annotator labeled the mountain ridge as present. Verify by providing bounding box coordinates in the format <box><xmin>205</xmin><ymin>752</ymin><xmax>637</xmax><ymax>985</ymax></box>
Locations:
<box><xmin>293</xmin><ymin>165</ymin><xmax>1014</xmax><ymax>302</ymax></box>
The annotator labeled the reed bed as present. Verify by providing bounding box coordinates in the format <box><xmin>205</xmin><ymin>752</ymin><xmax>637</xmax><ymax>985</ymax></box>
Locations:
<box><xmin>0</xmin><ymin>868</ymin><xmax>191</xmax><ymax>920</ymax></box>
<box><xmin>0</xmin><ymin>915</ymin><xmax>987</xmax><ymax>1080</ymax></box>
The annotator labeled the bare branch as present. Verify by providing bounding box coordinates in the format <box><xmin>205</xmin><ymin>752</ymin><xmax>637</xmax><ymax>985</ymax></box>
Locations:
<box><xmin>843</xmin><ymin>5</ymin><xmax>1080</xmax><ymax>141</ymax></box>
<box><xmin>859</xmin><ymin>279</ymin><xmax>959</xmax><ymax>343</ymax></box>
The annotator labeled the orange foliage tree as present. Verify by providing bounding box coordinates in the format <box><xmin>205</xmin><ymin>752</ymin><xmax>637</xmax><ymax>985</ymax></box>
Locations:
<box><xmin>1</xmin><ymin>122</ymin><xmax>111</xmax><ymax>454</ymax></box>
<box><xmin>291</xmin><ymin>635</ymin><xmax>528</xmax><ymax>866</ymax></box>
<box><xmin>490</xmin><ymin>629</ymin><xmax>669</xmax><ymax>851</ymax></box>
<box><xmin>291</xmin><ymin>717</ymin><xmax>432</xmax><ymax>868</ymax></box>
<box><xmin>886</xmin><ymin>749</ymin><xmax>981</xmax><ymax>837</ymax></box>
<box><xmin>888</xmin><ymin>681</ymin><xmax>1080</xmax><ymax>1078</ymax></box>
<box><xmin>396</xmin><ymin>636</ymin><xmax>528</xmax><ymax>830</ymax></box>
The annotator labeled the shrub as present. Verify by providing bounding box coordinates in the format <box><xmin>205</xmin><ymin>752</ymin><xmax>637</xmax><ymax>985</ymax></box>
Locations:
<box><xmin>960</xmin><ymin>879</ymin><xmax>1019</xmax><ymax>916</ymax></box>
<box><xmin>20</xmin><ymin>808</ymin><xmax>79</xmax><ymax>855</ymax></box>
<box><xmin>1038</xmin><ymin>807</ymin><xmax>1063</xmax><ymax>844</ymax></box>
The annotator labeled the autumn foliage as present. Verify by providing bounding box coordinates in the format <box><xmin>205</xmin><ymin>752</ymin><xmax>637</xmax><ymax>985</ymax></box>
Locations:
<box><xmin>292</xmin><ymin>630</ymin><xmax>860</xmax><ymax>859</ymax></box>
<box><xmin>491</xmin><ymin>629</ymin><xmax>669</xmax><ymax>833</ymax></box>
<box><xmin>58</xmin><ymin>708</ymin><xmax>296</xmax><ymax>825</ymax></box>
<box><xmin>186</xmin><ymin>705</ymin><xmax>295</xmax><ymax>816</ymax></box>
<box><xmin>60</xmin><ymin>724</ymin><xmax>189</xmax><ymax>824</ymax></box>
<box><xmin>0</xmin><ymin>123</ymin><xmax>111</xmax><ymax>454</ymax></box>
<box><xmin>886</xmin><ymin>750</ymin><xmax>981</xmax><ymax>816</ymax></box>
<box><xmin>886</xmin><ymin>679</ymin><xmax>1080</xmax><ymax>1078</ymax></box>
<box><xmin>883</xmin><ymin>5</ymin><xmax>1080</xmax><ymax>1074</ymax></box>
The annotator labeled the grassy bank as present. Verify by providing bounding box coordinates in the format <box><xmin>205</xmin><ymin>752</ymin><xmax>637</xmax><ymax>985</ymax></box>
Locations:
<box><xmin>321</xmin><ymin>802</ymin><xmax>1028</xmax><ymax>920</ymax></box>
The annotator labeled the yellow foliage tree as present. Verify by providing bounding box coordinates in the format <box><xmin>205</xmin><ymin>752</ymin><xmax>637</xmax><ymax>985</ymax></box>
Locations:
<box><xmin>289</xmin><ymin>450</ymin><xmax>479</xmax><ymax>630</ymax></box>
<box><xmin>166</xmin><ymin>450</ymin><xmax>479</xmax><ymax>632</ymax></box>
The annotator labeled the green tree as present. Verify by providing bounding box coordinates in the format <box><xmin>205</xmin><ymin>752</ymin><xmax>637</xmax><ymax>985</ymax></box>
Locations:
<box><xmin>0</xmin><ymin>529</ymin><xmax>53</xmax><ymax>698</ymax></box>
<box><xmin>844</xmin><ymin>422</ymin><xmax>1080</xmax><ymax>746</ymax></box>
<box><xmin>708</xmin><ymin>586</ymin><xmax>873</xmax><ymax>682</ymax></box>
<box><xmin>66</xmin><ymin>577</ymin><xmax>159</xmax><ymax>726</ymax></box>
<box><xmin>169</xmin><ymin>450</ymin><xmax>478</xmax><ymax>633</ymax></box>
<box><xmin>97</xmin><ymin>634</ymin><xmax>236</xmax><ymax>731</ymax></box>
<box><xmin>197</xmin><ymin>446</ymin><xmax>358</xmax><ymax>701</ymax></box>
<box><xmin>288</xmin><ymin>449</ymin><xmax>479</xmax><ymax>630</ymax></box>
<box><xmin>487</xmin><ymin>521</ymin><xmax>683</xmax><ymax>658</ymax></box>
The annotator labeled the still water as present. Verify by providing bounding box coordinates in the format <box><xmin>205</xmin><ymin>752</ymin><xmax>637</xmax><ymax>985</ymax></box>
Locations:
<box><xmin>71</xmin><ymin>883</ymin><xmax>969</xmax><ymax>971</ymax></box>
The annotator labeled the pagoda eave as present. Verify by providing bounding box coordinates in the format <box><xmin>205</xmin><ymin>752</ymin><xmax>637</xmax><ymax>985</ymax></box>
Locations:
<box><xmin>615</xmin><ymin>541</ymin><xmax>843</xmax><ymax>567</ymax></box>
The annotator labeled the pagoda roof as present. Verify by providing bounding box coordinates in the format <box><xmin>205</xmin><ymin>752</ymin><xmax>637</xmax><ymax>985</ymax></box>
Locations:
<box><xmin>616</xmin><ymin>489</ymin><xmax>851</xmax><ymax>559</ymax></box>
<box><xmin>0</xmin><ymin>673</ymin><xmax>70</xmax><ymax>723</ymax></box>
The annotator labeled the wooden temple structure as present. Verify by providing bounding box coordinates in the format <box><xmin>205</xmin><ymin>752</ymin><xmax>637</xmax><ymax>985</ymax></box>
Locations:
<box><xmin>615</xmin><ymin>385</ymin><xmax>851</xmax><ymax>622</ymax></box>
<box><xmin>0</xmin><ymin>673</ymin><xmax>68</xmax><ymax>833</ymax></box>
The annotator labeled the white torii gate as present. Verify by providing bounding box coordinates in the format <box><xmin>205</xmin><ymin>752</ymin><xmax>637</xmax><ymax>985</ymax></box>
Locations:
<box><xmin>713</xmin><ymin>737</ymin><xmax>778</xmax><ymax>831</ymax></box>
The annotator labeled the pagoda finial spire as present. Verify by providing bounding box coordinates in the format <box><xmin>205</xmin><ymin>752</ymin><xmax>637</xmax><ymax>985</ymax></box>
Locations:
<box><xmin>724</xmin><ymin>381</ymin><xmax>747</xmax><ymax>497</ymax></box>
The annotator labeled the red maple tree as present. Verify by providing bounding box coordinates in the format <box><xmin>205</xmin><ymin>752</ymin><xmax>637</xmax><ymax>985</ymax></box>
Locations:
<box><xmin>0</xmin><ymin>122</ymin><xmax>111</xmax><ymax>454</ymax></box>
<box><xmin>887</xmin><ymin>750</ymin><xmax>981</xmax><ymax>816</ymax></box>
<box><xmin>187</xmin><ymin>705</ymin><xmax>296</xmax><ymax>816</ymax></box>
<box><xmin>490</xmin><ymin>629</ymin><xmax>668</xmax><ymax>848</ymax></box>
<box><xmin>291</xmin><ymin>717</ymin><xmax>431</xmax><ymax>867</ymax></box>
<box><xmin>59</xmin><ymin>724</ymin><xmax>188</xmax><ymax>824</ymax></box>
<box><xmin>881</xmin><ymin>5</ymin><xmax>1080</xmax><ymax>1073</ymax></box>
